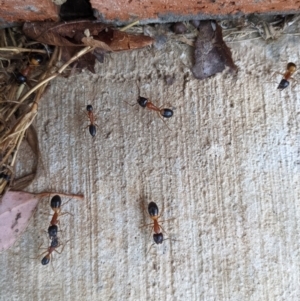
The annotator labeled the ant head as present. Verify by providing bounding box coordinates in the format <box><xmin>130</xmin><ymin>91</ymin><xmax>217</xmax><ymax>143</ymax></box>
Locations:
<box><xmin>89</xmin><ymin>124</ymin><xmax>96</xmax><ymax>137</ymax></box>
<box><xmin>148</xmin><ymin>202</ymin><xmax>159</xmax><ymax>217</ymax></box>
<box><xmin>153</xmin><ymin>233</ymin><xmax>164</xmax><ymax>244</ymax></box>
<box><xmin>48</xmin><ymin>225</ymin><xmax>58</xmax><ymax>238</ymax></box>
<box><xmin>287</xmin><ymin>62</ymin><xmax>296</xmax><ymax>73</ymax></box>
<box><xmin>30</xmin><ymin>54</ymin><xmax>43</xmax><ymax>66</ymax></box>
<box><xmin>0</xmin><ymin>172</ymin><xmax>10</xmax><ymax>182</ymax></box>
<box><xmin>161</xmin><ymin>108</ymin><xmax>173</xmax><ymax>118</ymax></box>
<box><xmin>15</xmin><ymin>72</ymin><xmax>27</xmax><ymax>84</ymax></box>
<box><xmin>86</xmin><ymin>105</ymin><xmax>93</xmax><ymax>112</ymax></box>
<box><xmin>41</xmin><ymin>256</ymin><xmax>50</xmax><ymax>265</ymax></box>
<box><xmin>50</xmin><ymin>237</ymin><xmax>59</xmax><ymax>248</ymax></box>
<box><xmin>50</xmin><ymin>195</ymin><xmax>62</xmax><ymax>210</ymax></box>
<box><xmin>137</xmin><ymin>96</ymin><xmax>148</xmax><ymax>108</ymax></box>
<box><xmin>277</xmin><ymin>79</ymin><xmax>289</xmax><ymax>91</ymax></box>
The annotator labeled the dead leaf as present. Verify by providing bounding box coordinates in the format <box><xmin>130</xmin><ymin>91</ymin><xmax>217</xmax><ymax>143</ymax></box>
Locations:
<box><xmin>192</xmin><ymin>20</ymin><xmax>237</xmax><ymax>80</ymax></box>
<box><xmin>23</xmin><ymin>21</ymin><xmax>153</xmax><ymax>73</ymax></box>
<box><xmin>60</xmin><ymin>46</ymin><xmax>97</xmax><ymax>73</ymax></box>
<box><xmin>0</xmin><ymin>191</ymin><xmax>84</xmax><ymax>252</ymax></box>
<box><xmin>81</xmin><ymin>37</ymin><xmax>113</xmax><ymax>51</ymax></box>
<box><xmin>0</xmin><ymin>191</ymin><xmax>40</xmax><ymax>252</ymax></box>
<box><xmin>23</xmin><ymin>20</ymin><xmax>151</xmax><ymax>51</ymax></box>
<box><xmin>23</xmin><ymin>21</ymin><xmax>108</xmax><ymax>47</ymax></box>
<box><xmin>95</xmin><ymin>28</ymin><xmax>154</xmax><ymax>51</ymax></box>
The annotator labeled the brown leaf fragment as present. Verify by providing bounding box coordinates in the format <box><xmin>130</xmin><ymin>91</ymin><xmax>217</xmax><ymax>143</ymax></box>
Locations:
<box><xmin>192</xmin><ymin>20</ymin><xmax>237</xmax><ymax>80</ymax></box>
<box><xmin>23</xmin><ymin>21</ymin><xmax>108</xmax><ymax>47</ymax></box>
<box><xmin>0</xmin><ymin>191</ymin><xmax>84</xmax><ymax>251</ymax></box>
<box><xmin>60</xmin><ymin>46</ymin><xmax>97</xmax><ymax>74</ymax></box>
<box><xmin>81</xmin><ymin>36</ymin><xmax>112</xmax><ymax>51</ymax></box>
<box><xmin>95</xmin><ymin>28</ymin><xmax>154</xmax><ymax>51</ymax></box>
<box><xmin>0</xmin><ymin>191</ymin><xmax>40</xmax><ymax>252</ymax></box>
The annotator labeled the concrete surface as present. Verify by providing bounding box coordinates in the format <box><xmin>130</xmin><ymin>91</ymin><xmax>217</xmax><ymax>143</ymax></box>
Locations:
<box><xmin>0</xmin><ymin>30</ymin><xmax>300</xmax><ymax>301</ymax></box>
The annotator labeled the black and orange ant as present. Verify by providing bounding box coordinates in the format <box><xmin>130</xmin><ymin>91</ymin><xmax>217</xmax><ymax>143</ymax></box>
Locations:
<box><xmin>142</xmin><ymin>202</ymin><xmax>176</xmax><ymax>252</ymax></box>
<box><xmin>15</xmin><ymin>54</ymin><xmax>43</xmax><ymax>84</ymax></box>
<box><xmin>126</xmin><ymin>82</ymin><xmax>174</xmax><ymax>130</ymax></box>
<box><xmin>137</xmin><ymin>96</ymin><xmax>173</xmax><ymax>119</ymax></box>
<box><xmin>147</xmin><ymin>202</ymin><xmax>165</xmax><ymax>245</ymax></box>
<box><xmin>277</xmin><ymin>62</ymin><xmax>297</xmax><ymax>90</ymax></box>
<box><xmin>40</xmin><ymin>236</ymin><xmax>67</xmax><ymax>266</ymax></box>
<box><xmin>86</xmin><ymin>105</ymin><xmax>97</xmax><ymax>137</ymax></box>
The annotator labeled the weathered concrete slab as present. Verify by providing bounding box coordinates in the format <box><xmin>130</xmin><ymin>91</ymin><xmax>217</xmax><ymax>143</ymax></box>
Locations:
<box><xmin>0</xmin><ymin>32</ymin><xmax>300</xmax><ymax>301</ymax></box>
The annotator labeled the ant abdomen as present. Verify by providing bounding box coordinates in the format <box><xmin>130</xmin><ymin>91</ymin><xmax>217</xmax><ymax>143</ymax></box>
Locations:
<box><xmin>137</xmin><ymin>96</ymin><xmax>148</xmax><ymax>108</ymax></box>
<box><xmin>41</xmin><ymin>256</ymin><xmax>50</xmax><ymax>265</ymax></box>
<box><xmin>277</xmin><ymin>79</ymin><xmax>289</xmax><ymax>91</ymax></box>
<box><xmin>89</xmin><ymin>124</ymin><xmax>96</xmax><ymax>137</ymax></box>
<box><xmin>148</xmin><ymin>202</ymin><xmax>159</xmax><ymax>217</ymax></box>
<box><xmin>51</xmin><ymin>195</ymin><xmax>62</xmax><ymax>210</ymax></box>
<box><xmin>153</xmin><ymin>233</ymin><xmax>164</xmax><ymax>244</ymax></box>
<box><xmin>16</xmin><ymin>72</ymin><xmax>27</xmax><ymax>84</ymax></box>
<box><xmin>161</xmin><ymin>109</ymin><xmax>173</xmax><ymax>118</ymax></box>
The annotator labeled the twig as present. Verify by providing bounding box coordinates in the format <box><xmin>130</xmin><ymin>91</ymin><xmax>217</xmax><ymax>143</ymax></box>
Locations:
<box><xmin>17</xmin><ymin>46</ymin><xmax>94</xmax><ymax>108</ymax></box>
<box><xmin>35</xmin><ymin>192</ymin><xmax>84</xmax><ymax>200</ymax></box>
<box><xmin>120</xmin><ymin>21</ymin><xmax>140</xmax><ymax>32</ymax></box>
<box><xmin>0</xmin><ymin>47</ymin><xmax>47</xmax><ymax>54</ymax></box>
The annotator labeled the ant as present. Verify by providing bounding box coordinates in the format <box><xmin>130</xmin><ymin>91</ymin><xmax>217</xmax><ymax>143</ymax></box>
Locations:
<box><xmin>40</xmin><ymin>236</ymin><xmax>66</xmax><ymax>265</ymax></box>
<box><xmin>147</xmin><ymin>202</ymin><xmax>165</xmax><ymax>245</ymax></box>
<box><xmin>137</xmin><ymin>96</ymin><xmax>173</xmax><ymax>119</ymax></box>
<box><xmin>86</xmin><ymin>105</ymin><xmax>97</xmax><ymax>137</ymax></box>
<box><xmin>126</xmin><ymin>82</ymin><xmax>174</xmax><ymax>130</ymax></box>
<box><xmin>277</xmin><ymin>62</ymin><xmax>297</xmax><ymax>91</ymax></box>
<box><xmin>15</xmin><ymin>54</ymin><xmax>43</xmax><ymax>84</ymax></box>
<box><xmin>142</xmin><ymin>202</ymin><xmax>178</xmax><ymax>254</ymax></box>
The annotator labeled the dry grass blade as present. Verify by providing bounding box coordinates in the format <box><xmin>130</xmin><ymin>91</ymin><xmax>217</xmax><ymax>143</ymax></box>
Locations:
<box><xmin>0</xmin><ymin>38</ymin><xmax>95</xmax><ymax>195</ymax></box>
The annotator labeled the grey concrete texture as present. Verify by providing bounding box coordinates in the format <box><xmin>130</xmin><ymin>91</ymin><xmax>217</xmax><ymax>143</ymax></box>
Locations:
<box><xmin>0</xmin><ymin>33</ymin><xmax>300</xmax><ymax>301</ymax></box>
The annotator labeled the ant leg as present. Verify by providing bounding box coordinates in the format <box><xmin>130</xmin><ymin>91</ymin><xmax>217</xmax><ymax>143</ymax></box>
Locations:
<box><xmin>50</xmin><ymin>254</ymin><xmax>55</xmax><ymax>271</ymax></box>
<box><xmin>60</xmin><ymin>211</ymin><xmax>74</xmax><ymax>217</ymax></box>
<box><xmin>139</xmin><ymin>222</ymin><xmax>154</xmax><ymax>228</ymax></box>
<box><xmin>271</xmin><ymin>71</ymin><xmax>284</xmax><ymax>78</ymax></box>
<box><xmin>54</xmin><ymin>240</ymin><xmax>70</xmax><ymax>255</ymax></box>
<box><xmin>146</xmin><ymin>243</ymin><xmax>155</xmax><ymax>255</ymax></box>
<box><xmin>158</xmin><ymin>202</ymin><xmax>165</xmax><ymax>219</ymax></box>
<box><xmin>159</xmin><ymin>217</ymin><xmax>176</xmax><ymax>224</ymax></box>
<box><xmin>123</xmin><ymin>99</ymin><xmax>136</xmax><ymax>107</ymax></box>
<box><xmin>290</xmin><ymin>77</ymin><xmax>299</xmax><ymax>88</ymax></box>
<box><xmin>148</xmin><ymin>227</ymin><xmax>153</xmax><ymax>241</ymax></box>
<box><xmin>156</xmin><ymin>112</ymin><xmax>172</xmax><ymax>131</ymax></box>
<box><xmin>30</xmin><ymin>247</ymin><xmax>48</xmax><ymax>260</ymax></box>
<box><xmin>60</xmin><ymin>198</ymin><xmax>75</xmax><ymax>208</ymax></box>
